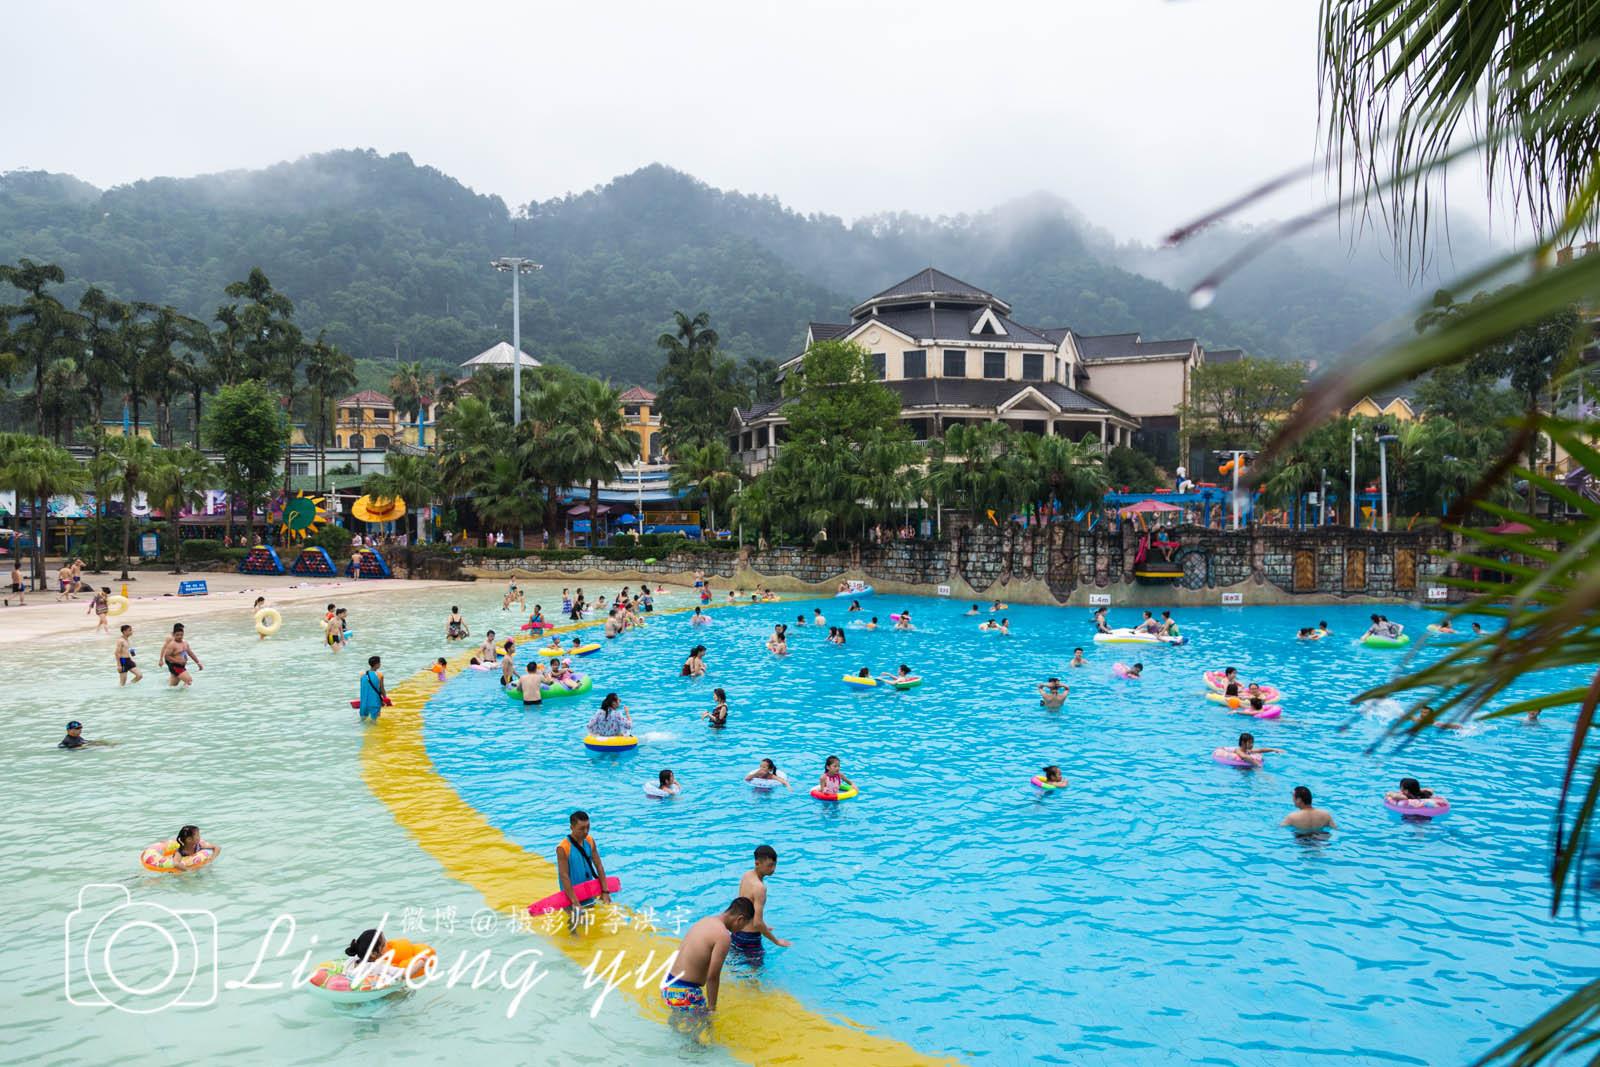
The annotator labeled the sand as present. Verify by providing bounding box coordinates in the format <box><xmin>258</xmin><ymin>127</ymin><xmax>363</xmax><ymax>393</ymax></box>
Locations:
<box><xmin>0</xmin><ymin>569</ymin><xmax>463</xmax><ymax>646</ymax></box>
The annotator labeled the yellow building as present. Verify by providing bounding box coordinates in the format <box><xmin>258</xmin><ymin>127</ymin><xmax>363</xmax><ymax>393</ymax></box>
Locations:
<box><xmin>334</xmin><ymin>390</ymin><xmax>399</xmax><ymax>449</ymax></box>
<box><xmin>1347</xmin><ymin>394</ymin><xmax>1417</xmax><ymax>423</ymax></box>
<box><xmin>620</xmin><ymin>386</ymin><xmax>661</xmax><ymax>462</ymax></box>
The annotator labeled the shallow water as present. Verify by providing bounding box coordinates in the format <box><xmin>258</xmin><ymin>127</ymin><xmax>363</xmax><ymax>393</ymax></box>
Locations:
<box><xmin>5</xmin><ymin>586</ymin><xmax>1593</xmax><ymax>1065</ymax></box>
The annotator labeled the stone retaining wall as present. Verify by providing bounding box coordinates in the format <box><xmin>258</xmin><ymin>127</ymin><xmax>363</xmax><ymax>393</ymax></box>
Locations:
<box><xmin>459</xmin><ymin>524</ymin><xmax>1474</xmax><ymax>607</ymax></box>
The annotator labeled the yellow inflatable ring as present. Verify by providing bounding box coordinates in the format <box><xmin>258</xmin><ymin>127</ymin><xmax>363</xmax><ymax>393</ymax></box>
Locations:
<box><xmin>253</xmin><ymin>607</ymin><xmax>283</xmax><ymax>636</ymax></box>
<box><xmin>106</xmin><ymin>595</ymin><xmax>129</xmax><ymax>617</ymax></box>
<box><xmin>541</xmin><ymin>643</ymin><xmax>600</xmax><ymax>658</ymax></box>
<box><xmin>584</xmin><ymin>734</ymin><xmax>639</xmax><ymax>752</ymax></box>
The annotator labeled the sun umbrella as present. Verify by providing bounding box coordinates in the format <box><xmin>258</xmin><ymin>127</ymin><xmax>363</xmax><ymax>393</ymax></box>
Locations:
<box><xmin>1118</xmin><ymin>500</ymin><xmax>1183</xmax><ymax>516</ymax></box>
<box><xmin>352</xmin><ymin>495</ymin><xmax>406</xmax><ymax>523</ymax></box>
<box><xmin>1485</xmin><ymin>520</ymin><xmax>1532</xmax><ymax>535</ymax></box>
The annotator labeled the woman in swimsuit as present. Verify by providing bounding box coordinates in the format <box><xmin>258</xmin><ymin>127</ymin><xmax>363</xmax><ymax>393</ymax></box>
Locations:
<box><xmin>446</xmin><ymin>606</ymin><xmax>467</xmax><ymax>641</ymax></box>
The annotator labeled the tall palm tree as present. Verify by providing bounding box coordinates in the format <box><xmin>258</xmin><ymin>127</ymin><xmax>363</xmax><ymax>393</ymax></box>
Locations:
<box><xmin>388</xmin><ymin>361</ymin><xmax>435</xmax><ymax>445</ymax></box>
<box><xmin>78</xmin><ymin>426</ymin><xmax>120</xmax><ymax>572</ymax></box>
<box><xmin>39</xmin><ymin>357</ymin><xmax>88</xmax><ymax>443</ymax></box>
<box><xmin>305</xmin><ymin>335</ymin><xmax>356</xmax><ymax>490</ymax></box>
<box><xmin>77</xmin><ymin>288</ymin><xmax>131</xmax><ymax>436</ymax></box>
<box><xmin>146</xmin><ymin>448</ymin><xmax>215</xmax><ymax>574</ymax></box>
<box><xmin>436</xmin><ymin>395</ymin><xmax>511</xmax><ymax>502</ymax></box>
<box><xmin>668</xmin><ymin>440</ymin><xmax>741</xmax><ymax>537</ymax></box>
<box><xmin>555</xmin><ymin>377</ymin><xmax>639</xmax><ymax>544</ymax></box>
<box><xmin>106</xmin><ymin>434</ymin><xmax>159</xmax><ymax>580</ymax></box>
<box><xmin>0</xmin><ymin>259</ymin><xmax>79</xmax><ymax>437</ymax></box>
<box><xmin>0</xmin><ymin>438</ymin><xmax>87</xmax><ymax>589</ymax></box>
<box><xmin>363</xmin><ymin>452</ymin><xmax>442</xmax><ymax>557</ymax></box>
<box><xmin>470</xmin><ymin>454</ymin><xmax>540</xmax><ymax>549</ymax></box>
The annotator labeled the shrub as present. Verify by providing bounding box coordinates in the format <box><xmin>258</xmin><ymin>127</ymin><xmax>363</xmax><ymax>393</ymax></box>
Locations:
<box><xmin>179</xmin><ymin>539</ymin><xmax>225</xmax><ymax>561</ymax></box>
<box><xmin>309</xmin><ymin>524</ymin><xmax>354</xmax><ymax>558</ymax></box>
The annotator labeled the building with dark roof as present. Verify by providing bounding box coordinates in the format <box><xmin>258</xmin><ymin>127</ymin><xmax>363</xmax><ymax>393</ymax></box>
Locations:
<box><xmin>730</xmin><ymin>268</ymin><xmax>1226</xmax><ymax>472</ymax></box>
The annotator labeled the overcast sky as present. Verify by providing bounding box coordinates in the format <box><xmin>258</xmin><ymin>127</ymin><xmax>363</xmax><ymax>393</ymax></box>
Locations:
<box><xmin>5</xmin><ymin>1</ymin><xmax>1376</xmax><ymax>242</ymax></box>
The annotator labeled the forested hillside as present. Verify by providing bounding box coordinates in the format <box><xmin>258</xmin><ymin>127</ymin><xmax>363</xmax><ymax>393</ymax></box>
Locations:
<box><xmin>0</xmin><ymin>149</ymin><xmax>1472</xmax><ymax>385</ymax></box>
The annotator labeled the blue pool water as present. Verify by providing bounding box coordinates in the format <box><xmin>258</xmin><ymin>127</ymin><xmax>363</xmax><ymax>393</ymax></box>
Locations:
<box><xmin>424</xmin><ymin>597</ymin><xmax>1595</xmax><ymax>1064</ymax></box>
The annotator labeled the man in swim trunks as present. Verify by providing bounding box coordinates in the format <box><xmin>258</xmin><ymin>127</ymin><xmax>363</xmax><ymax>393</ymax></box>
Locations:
<box><xmin>1281</xmin><ymin>785</ymin><xmax>1337</xmax><ymax>832</ymax></box>
<box><xmin>7</xmin><ymin>559</ymin><xmax>24</xmax><ymax>605</ymax></box>
<box><xmin>730</xmin><ymin>845</ymin><xmax>791</xmax><ymax>961</ymax></box>
<box><xmin>159</xmin><ymin>624</ymin><xmax>202</xmax><ymax>686</ymax></box>
<box><xmin>1136</xmin><ymin>610</ymin><xmax>1161</xmax><ymax>634</ymax></box>
<box><xmin>661</xmin><ymin>897</ymin><xmax>755</xmax><ymax>1012</ymax></box>
<box><xmin>556</xmin><ymin>810</ymin><xmax>611</xmax><ymax>931</ymax></box>
<box><xmin>519</xmin><ymin>661</ymin><xmax>544</xmax><ymax>708</ymax></box>
<box><xmin>479</xmin><ymin>630</ymin><xmax>498</xmax><ymax>663</ymax></box>
<box><xmin>1038</xmin><ymin>678</ymin><xmax>1069</xmax><ymax>708</ymax></box>
<box><xmin>114</xmin><ymin>623</ymin><xmax>142</xmax><ymax>685</ymax></box>
<box><xmin>1069</xmin><ymin>647</ymin><xmax>1087</xmax><ymax>668</ymax></box>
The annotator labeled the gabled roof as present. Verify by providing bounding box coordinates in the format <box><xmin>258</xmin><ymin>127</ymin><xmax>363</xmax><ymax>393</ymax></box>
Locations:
<box><xmin>618</xmin><ymin>386</ymin><xmax>656</xmax><ymax>404</ymax></box>
<box><xmin>868</xmin><ymin>307</ymin><xmax>1054</xmax><ymax>348</ymax></box>
<box><xmin>851</xmin><ymin>267</ymin><xmax>1012</xmax><ymax>317</ymax></box>
<box><xmin>1074</xmin><ymin>332</ymin><xmax>1199</xmax><ymax>363</ymax></box>
<box><xmin>462</xmin><ymin>341</ymin><xmax>541</xmax><ymax>369</ymax></box>
<box><xmin>1205</xmin><ymin>348</ymin><xmax>1245</xmax><ymax>365</ymax></box>
<box><xmin>338</xmin><ymin>390</ymin><xmax>393</xmax><ymax>407</ymax></box>
<box><xmin>886</xmin><ymin>378</ymin><xmax>1132</xmax><ymax>420</ymax></box>
<box><xmin>807</xmin><ymin>322</ymin><xmax>853</xmax><ymax>342</ymax></box>
<box><xmin>731</xmin><ymin>399</ymin><xmax>787</xmax><ymax>426</ymax></box>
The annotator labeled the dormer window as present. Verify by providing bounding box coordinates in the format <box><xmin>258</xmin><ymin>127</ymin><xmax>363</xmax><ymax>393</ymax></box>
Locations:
<box><xmin>972</xmin><ymin>307</ymin><xmax>1007</xmax><ymax>337</ymax></box>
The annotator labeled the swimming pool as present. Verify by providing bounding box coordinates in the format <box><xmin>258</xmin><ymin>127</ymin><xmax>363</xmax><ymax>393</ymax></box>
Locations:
<box><xmin>3</xmin><ymin>584</ymin><xmax>1590</xmax><ymax>1065</ymax></box>
<box><xmin>426</xmin><ymin>596</ymin><xmax>1593</xmax><ymax>1064</ymax></box>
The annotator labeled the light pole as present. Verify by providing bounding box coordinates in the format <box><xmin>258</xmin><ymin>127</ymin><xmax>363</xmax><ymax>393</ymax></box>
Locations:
<box><xmin>1349</xmin><ymin>427</ymin><xmax>1361</xmax><ymax>528</ymax></box>
<box><xmin>634</xmin><ymin>458</ymin><xmax>644</xmax><ymax>540</ymax></box>
<box><xmin>1377</xmin><ymin>432</ymin><xmax>1398</xmax><ymax>531</ymax></box>
<box><xmin>490</xmin><ymin>257</ymin><xmax>541</xmax><ymax>424</ymax></box>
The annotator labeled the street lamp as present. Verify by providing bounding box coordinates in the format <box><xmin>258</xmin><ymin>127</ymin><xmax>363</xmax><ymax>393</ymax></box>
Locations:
<box><xmin>1349</xmin><ymin>427</ymin><xmax>1362</xmax><ymax>528</ymax></box>
<box><xmin>490</xmin><ymin>257</ymin><xmax>541</xmax><ymax>424</ymax></box>
<box><xmin>1377</xmin><ymin>431</ymin><xmax>1399</xmax><ymax>531</ymax></box>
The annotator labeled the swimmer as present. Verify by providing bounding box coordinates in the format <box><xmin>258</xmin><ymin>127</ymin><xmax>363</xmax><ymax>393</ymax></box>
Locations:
<box><xmin>703</xmin><ymin>687</ymin><xmax>728</xmax><ymax>728</ymax></box>
<box><xmin>1038</xmin><ymin>678</ymin><xmax>1069</xmax><ymax>708</ymax></box>
<box><xmin>252</xmin><ymin>597</ymin><xmax>269</xmax><ymax>640</ymax></box>
<box><xmin>1136</xmin><ymin>610</ymin><xmax>1161</xmax><ymax>634</ymax></box>
<box><xmin>1124</xmin><ymin>662</ymin><xmax>1144</xmax><ymax>679</ymax></box>
<box><xmin>827</xmin><ymin>626</ymin><xmax>845</xmax><ymax>645</ymax></box>
<box><xmin>1039</xmin><ymin>764</ymin><xmax>1066</xmax><ymax>786</ymax></box>
<box><xmin>978</xmin><ymin>619</ymin><xmax>1000</xmax><ymax>632</ymax></box>
<box><xmin>991</xmin><ymin>599</ymin><xmax>1009</xmax><ymax>612</ymax></box>
<box><xmin>358</xmin><ymin>655</ymin><xmax>386</xmax><ymax>720</ymax></box>
<box><xmin>1092</xmin><ymin>607</ymin><xmax>1112</xmax><ymax>634</ymax></box>
<box><xmin>795</xmin><ymin>613</ymin><xmax>807</xmax><ymax>627</ymax></box>
<box><xmin>844</xmin><ymin>598</ymin><xmax>862</xmax><ymax>613</ymax></box>
<box><xmin>1386</xmin><ymin>777</ymin><xmax>1440</xmax><ymax>803</ymax></box>
<box><xmin>732</xmin><ymin>844</ymin><xmax>791</xmax><ymax>958</ymax></box>
<box><xmin>447</xmin><ymin>606</ymin><xmax>468</xmax><ymax>641</ymax></box>
<box><xmin>1432</xmin><ymin>619</ymin><xmax>1458</xmax><ymax>634</ymax></box>
<box><xmin>114</xmin><ymin>623</ymin><xmax>142</xmax><ymax>685</ymax></box>
<box><xmin>1297</xmin><ymin>627</ymin><xmax>1316</xmax><ymax>640</ymax></box>
<box><xmin>1232</xmin><ymin>696</ymin><xmax>1272</xmax><ymax>717</ymax></box>
<box><xmin>653</xmin><ymin>769</ymin><xmax>682</xmax><ymax>795</ymax></box>
<box><xmin>1160</xmin><ymin>611</ymin><xmax>1180</xmax><ymax>637</ymax></box>
<box><xmin>813</xmin><ymin>608</ymin><xmax>826</xmax><ymax>627</ymax></box>
<box><xmin>543</xmin><ymin>630</ymin><xmax>564</xmax><ymax>652</ymax></box>
<box><xmin>86</xmin><ymin>586</ymin><xmax>111</xmax><ymax>632</ymax></box>
<box><xmin>58</xmin><ymin>719</ymin><xmax>112</xmax><ymax>749</ymax></box>
<box><xmin>340</xmin><ymin>929</ymin><xmax>417</xmax><ymax>988</ymax></box>
<box><xmin>681</xmin><ymin>645</ymin><xmax>708</xmax><ymax>678</ymax></box>
<box><xmin>169</xmin><ymin>823</ymin><xmax>220</xmax><ymax>866</ymax></box>
<box><xmin>159</xmin><ymin>623</ymin><xmax>202</xmax><ymax>687</ymax></box>
<box><xmin>766</xmin><ymin>624</ymin><xmax>788</xmax><ymax>656</ymax></box>
<box><xmin>878</xmin><ymin>663</ymin><xmax>915</xmax><ymax>685</ymax></box>
<box><xmin>1281</xmin><ymin>785</ymin><xmax>1336</xmax><ymax>832</ymax></box>
<box><xmin>661</xmin><ymin>897</ymin><xmax>756</xmax><ymax>1012</ymax></box>
<box><xmin>690</xmin><ymin>606</ymin><xmax>708</xmax><ymax>626</ymax></box>
<box><xmin>500</xmin><ymin>639</ymin><xmax>518</xmax><ymax>685</ymax></box>
<box><xmin>519</xmin><ymin>662</ymin><xmax>545</xmax><ymax>707</ymax></box>
<box><xmin>894</xmin><ymin>610</ymin><xmax>913</xmax><ymax>631</ymax></box>
<box><xmin>965</xmin><ymin>604</ymin><xmax>980</xmax><ymax>616</ymax></box>
<box><xmin>430</xmin><ymin>657</ymin><xmax>447</xmax><ymax>680</ymax></box>
<box><xmin>997</xmin><ymin>618</ymin><xmax>1010</xmax><ymax>636</ymax></box>
<box><xmin>744</xmin><ymin>758</ymin><xmax>789</xmax><ymax>788</ymax></box>
<box><xmin>865</xmin><ymin>616</ymin><xmax>879</xmax><ymax>631</ymax></box>
<box><xmin>556</xmin><ymin>810</ymin><xmax>611</xmax><ymax>931</ymax></box>
<box><xmin>1069</xmin><ymin>647</ymin><xmax>1086</xmax><ymax>669</ymax></box>
<box><xmin>587</xmin><ymin>693</ymin><xmax>633</xmax><ymax>737</ymax></box>
<box><xmin>1317</xmin><ymin>620</ymin><xmax>1330</xmax><ymax>637</ymax></box>
<box><xmin>1225</xmin><ymin>732</ymin><xmax>1282</xmax><ymax>768</ymax></box>
<box><xmin>817</xmin><ymin>754</ymin><xmax>852</xmax><ymax>798</ymax></box>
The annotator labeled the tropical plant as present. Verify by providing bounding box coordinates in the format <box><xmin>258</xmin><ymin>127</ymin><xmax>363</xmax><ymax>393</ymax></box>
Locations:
<box><xmin>146</xmin><ymin>448</ymin><xmax>215</xmax><ymax>574</ymax></box>
<box><xmin>105</xmin><ymin>433</ymin><xmax>159</xmax><ymax>580</ymax></box>
<box><xmin>470</xmin><ymin>454</ymin><xmax>540</xmax><ymax>548</ymax></box>
<box><xmin>0</xmin><ymin>259</ymin><xmax>81</xmax><ymax>437</ymax></box>
<box><xmin>668</xmin><ymin>440</ymin><xmax>741</xmax><ymax>536</ymax></box>
<box><xmin>655</xmin><ymin>310</ymin><xmax>746</xmax><ymax>451</ymax></box>
<box><xmin>436</xmin><ymin>395</ymin><xmax>511</xmax><ymax>500</ymax></box>
<box><xmin>305</xmin><ymin>334</ymin><xmax>357</xmax><ymax>489</ymax></box>
<box><xmin>362</xmin><ymin>452</ymin><xmax>442</xmax><ymax>556</ymax></box>
<box><xmin>388</xmin><ymin>361</ymin><xmax>435</xmax><ymax>442</ymax></box>
<box><xmin>78</xmin><ymin>425</ymin><xmax>119</xmax><ymax>571</ymax></box>
<box><xmin>204</xmin><ymin>381</ymin><xmax>290</xmax><ymax>546</ymax></box>
<box><xmin>557</xmin><ymin>376</ymin><xmax>639</xmax><ymax>540</ymax></box>
<box><xmin>0</xmin><ymin>436</ymin><xmax>87</xmax><ymax>587</ymax></box>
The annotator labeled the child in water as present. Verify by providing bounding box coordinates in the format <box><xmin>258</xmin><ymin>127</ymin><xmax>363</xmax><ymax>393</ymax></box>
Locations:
<box><xmin>1225</xmin><ymin>732</ymin><xmax>1283</xmax><ymax>768</ymax></box>
<box><xmin>817</xmin><ymin>755</ymin><xmax>853</xmax><ymax>798</ymax></box>
<box><xmin>1386</xmin><ymin>777</ymin><xmax>1437</xmax><ymax>802</ymax></box>
<box><xmin>745</xmin><ymin>758</ymin><xmax>789</xmax><ymax>787</ymax></box>
<box><xmin>430</xmin><ymin>657</ymin><xmax>447</xmax><ymax>680</ymax></box>
<box><xmin>1040</xmin><ymin>765</ymin><xmax>1066</xmax><ymax>786</ymax></box>
<box><xmin>1125</xmin><ymin>662</ymin><xmax>1143</xmax><ymax>678</ymax></box>
<box><xmin>653</xmin><ymin>769</ymin><xmax>682</xmax><ymax>796</ymax></box>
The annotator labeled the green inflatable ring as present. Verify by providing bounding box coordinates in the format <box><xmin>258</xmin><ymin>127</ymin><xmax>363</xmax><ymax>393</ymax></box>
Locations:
<box><xmin>504</xmin><ymin>675</ymin><xmax>594</xmax><ymax>700</ymax></box>
<box><xmin>643</xmin><ymin>557</ymin><xmax>657</xmax><ymax>564</ymax></box>
<box><xmin>1360</xmin><ymin>634</ymin><xmax>1412</xmax><ymax>649</ymax></box>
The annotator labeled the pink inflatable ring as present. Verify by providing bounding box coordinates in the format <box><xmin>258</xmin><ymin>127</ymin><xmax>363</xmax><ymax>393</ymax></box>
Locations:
<box><xmin>1212</xmin><ymin>748</ymin><xmax>1260</xmax><ymax>768</ymax></box>
<box><xmin>1385</xmin><ymin>796</ymin><xmax>1451</xmax><ymax>818</ymax></box>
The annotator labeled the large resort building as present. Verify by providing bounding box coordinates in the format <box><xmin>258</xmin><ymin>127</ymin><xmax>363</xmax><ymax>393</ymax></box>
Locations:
<box><xmin>729</xmin><ymin>268</ymin><xmax>1226</xmax><ymax>473</ymax></box>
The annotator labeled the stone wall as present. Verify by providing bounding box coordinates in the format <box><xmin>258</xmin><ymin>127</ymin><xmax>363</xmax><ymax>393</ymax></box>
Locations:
<box><xmin>458</xmin><ymin>524</ymin><xmax>1469</xmax><ymax>607</ymax></box>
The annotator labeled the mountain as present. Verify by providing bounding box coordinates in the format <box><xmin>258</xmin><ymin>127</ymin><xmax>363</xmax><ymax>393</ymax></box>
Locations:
<box><xmin>0</xmin><ymin>149</ymin><xmax>1477</xmax><ymax>385</ymax></box>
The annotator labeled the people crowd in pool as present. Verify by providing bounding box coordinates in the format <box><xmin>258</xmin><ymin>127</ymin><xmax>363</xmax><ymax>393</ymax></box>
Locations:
<box><xmin>71</xmin><ymin>579</ymin><xmax>1501</xmax><ymax>1020</ymax></box>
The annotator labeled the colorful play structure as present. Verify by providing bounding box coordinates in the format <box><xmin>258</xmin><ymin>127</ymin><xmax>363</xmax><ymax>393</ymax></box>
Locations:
<box><xmin>351</xmin><ymin>547</ymin><xmax>392</xmax><ymax>579</ymax></box>
<box><xmin>238</xmin><ymin>545</ymin><xmax>286</xmax><ymax>576</ymax></box>
<box><xmin>290</xmin><ymin>547</ymin><xmax>338</xmax><ymax>577</ymax></box>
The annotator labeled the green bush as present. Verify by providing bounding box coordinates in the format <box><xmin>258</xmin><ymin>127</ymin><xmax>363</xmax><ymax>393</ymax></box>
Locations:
<box><xmin>179</xmin><ymin>539</ymin><xmax>225</xmax><ymax>561</ymax></box>
<box><xmin>1107</xmin><ymin>446</ymin><xmax>1164</xmax><ymax>492</ymax></box>
<box><xmin>309</xmin><ymin>524</ymin><xmax>354</xmax><ymax>558</ymax></box>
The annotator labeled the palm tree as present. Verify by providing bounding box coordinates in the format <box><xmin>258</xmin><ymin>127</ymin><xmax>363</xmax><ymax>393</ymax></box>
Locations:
<box><xmin>39</xmin><ymin>357</ymin><xmax>88</xmax><ymax>442</ymax></box>
<box><xmin>668</xmin><ymin>440</ymin><xmax>741</xmax><ymax>538</ymax></box>
<box><xmin>363</xmin><ymin>452</ymin><xmax>442</xmax><ymax>557</ymax></box>
<box><xmin>0</xmin><ymin>259</ymin><xmax>79</xmax><ymax>436</ymax></box>
<box><xmin>77</xmin><ymin>288</ymin><xmax>131</xmax><ymax>436</ymax></box>
<box><xmin>470</xmin><ymin>454</ymin><xmax>540</xmax><ymax>549</ymax></box>
<box><xmin>436</xmin><ymin>395</ymin><xmax>511</xmax><ymax>502</ymax></box>
<box><xmin>305</xmin><ymin>335</ymin><xmax>356</xmax><ymax>490</ymax></box>
<box><xmin>556</xmin><ymin>377</ymin><xmax>639</xmax><ymax>544</ymax></box>
<box><xmin>79</xmin><ymin>428</ymin><xmax>120</xmax><ymax>572</ymax></box>
<box><xmin>388</xmin><ymin>361</ymin><xmax>435</xmax><ymax>445</ymax></box>
<box><xmin>146</xmin><ymin>448</ymin><xmax>215</xmax><ymax>574</ymax></box>
<box><xmin>106</xmin><ymin>434</ymin><xmax>159</xmax><ymax>580</ymax></box>
<box><xmin>1020</xmin><ymin>433</ymin><xmax>1109</xmax><ymax>518</ymax></box>
<box><xmin>0</xmin><ymin>438</ymin><xmax>87</xmax><ymax>589</ymax></box>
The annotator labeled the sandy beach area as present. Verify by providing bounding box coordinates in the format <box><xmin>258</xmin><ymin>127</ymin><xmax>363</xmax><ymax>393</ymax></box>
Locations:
<box><xmin>0</xmin><ymin>569</ymin><xmax>464</xmax><ymax>646</ymax></box>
